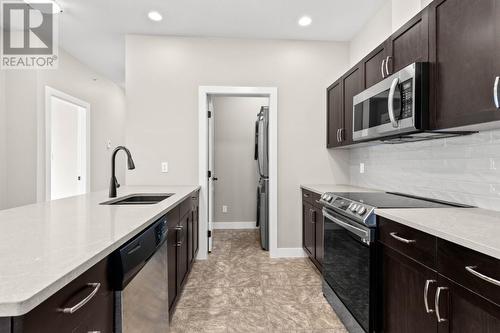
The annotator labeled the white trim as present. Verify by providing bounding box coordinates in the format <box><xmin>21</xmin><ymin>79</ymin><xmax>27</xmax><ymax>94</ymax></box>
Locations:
<box><xmin>43</xmin><ymin>86</ymin><xmax>91</xmax><ymax>202</ymax></box>
<box><xmin>212</xmin><ymin>222</ymin><xmax>258</xmax><ymax>229</ymax></box>
<box><xmin>198</xmin><ymin>86</ymin><xmax>278</xmax><ymax>260</ymax></box>
<box><xmin>271</xmin><ymin>248</ymin><xmax>307</xmax><ymax>258</ymax></box>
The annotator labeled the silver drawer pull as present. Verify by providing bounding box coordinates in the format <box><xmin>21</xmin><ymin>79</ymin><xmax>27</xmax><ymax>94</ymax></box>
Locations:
<box><xmin>58</xmin><ymin>283</ymin><xmax>101</xmax><ymax>314</ymax></box>
<box><xmin>389</xmin><ymin>232</ymin><xmax>416</xmax><ymax>244</ymax></box>
<box><xmin>424</xmin><ymin>279</ymin><xmax>436</xmax><ymax>313</ymax></box>
<box><xmin>465</xmin><ymin>266</ymin><xmax>500</xmax><ymax>287</ymax></box>
<box><xmin>494</xmin><ymin>76</ymin><xmax>499</xmax><ymax>108</ymax></box>
<box><xmin>385</xmin><ymin>56</ymin><xmax>392</xmax><ymax>76</ymax></box>
<box><xmin>435</xmin><ymin>287</ymin><xmax>448</xmax><ymax>322</ymax></box>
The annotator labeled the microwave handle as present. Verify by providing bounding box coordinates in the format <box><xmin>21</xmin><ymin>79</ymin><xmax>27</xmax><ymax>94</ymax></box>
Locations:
<box><xmin>388</xmin><ymin>77</ymin><xmax>400</xmax><ymax>128</ymax></box>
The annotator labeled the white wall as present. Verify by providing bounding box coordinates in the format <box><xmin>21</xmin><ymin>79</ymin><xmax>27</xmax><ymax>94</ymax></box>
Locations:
<box><xmin>0</xmin><ymin>71</ymin><xmax>6</xmax><ymax>209</ymax></box>
<box><xmin>126</xmin><ymin>35</ymin><xmax>351</xmax><ymax>248</ymax></box>
<box><xmin>1</xmin><ymin>50</ymin><xmax>127</xmax><ymax>209</ymax></box>
<box><xmin>213</xmin><ymin>96</ymin><xmax>267</xmax><ymax>223</ymax></box>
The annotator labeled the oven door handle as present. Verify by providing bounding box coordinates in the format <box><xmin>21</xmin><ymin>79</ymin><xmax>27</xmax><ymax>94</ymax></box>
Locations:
<box><xmin>323</xmin><ymin>209</ymin><xmax>371</xmax><ymax>243</ymax></box>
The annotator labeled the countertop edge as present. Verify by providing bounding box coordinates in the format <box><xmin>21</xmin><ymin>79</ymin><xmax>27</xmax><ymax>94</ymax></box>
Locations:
<box><xmin>375</xmin><ymin>209</ymin><xmax>500</xmax><ymax>261</ymax></box>
<box><xmin>0</xmin><ymin>185</ymin><xmax>200</xmax><ymax>317</ymax></box>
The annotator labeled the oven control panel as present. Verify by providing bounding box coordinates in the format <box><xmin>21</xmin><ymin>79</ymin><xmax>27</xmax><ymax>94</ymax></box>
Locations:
<box><xmin>320</xmin><ymin>193</ymin><xmax>376</xmax><ymax>226</ymax></box>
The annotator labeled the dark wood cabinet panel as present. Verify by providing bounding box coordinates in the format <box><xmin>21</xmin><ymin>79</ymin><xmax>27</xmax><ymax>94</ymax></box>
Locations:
<box><xmin>302</xmin><ymin>201</ymin><xmax>315</xmax><ymax>258</ymax></box>
<box><xmin>342</xmin><ymin>65</ymin><xmax>363</xmax><ymax>145</ymax></box>
<box><xmin>177</xmin><ymin>212</ymin><xmax>189</xmax><ymax>290</ymax></box>
<box><xmin>379</xmin><ymin>217</ymin><xmax>437</xmax><ymax>269</ymax></box>
<box><xmin>381</xmin><ymin>246</ymin><xmax>438</xmax><ymax>333</ymax></box>
<box><xmin>188</xmin><ymin>213</ymin><xmax>193</xmax><ymax>265</ymax></box>
<box><xmin>437</xmin><ymin>274</ymin><xmax>500</xmax><ymax>333</ymax></box>
<box><xmin>387</xmin><ymin>9</ymin><xmax>429</xmax><ymax>74</ymax></box>
<box><xmin>429</xmin><ymin>0</ymin><xmax>500</xmax><ymax>129</ymax></box>
<box><xmin>327</xmin><ymin>80</ymin><xmax>344</xmax><ymax>148</ymax></box>
<box><xmin>362</xmin><ymin>44</ymin><xmax>388</xmax><ymax>88</ymax></box>
<box><xmin>167</xmin><ymin>207</ymin><xmax>180</xmax><ymax>310</ymax></box>
<box><xmin>192</xmin><ymin>194</ymin><xmax>199</xmax><ymax>259</ymax></box>
<box><xmin>13</xmin><ymin>257</ymin><xmax>114</xmax><ymax>333</ymax></box>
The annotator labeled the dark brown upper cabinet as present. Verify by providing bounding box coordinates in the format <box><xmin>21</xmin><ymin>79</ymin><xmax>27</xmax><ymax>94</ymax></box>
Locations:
<box><xmin>428</xmin><ymin>0</ymin><xmax>500</xmax><ymax>129</ymax></box>
<box><xmin>362</xmin><ymin>43</ymin><xmax>389</xmax><ymax>89</ymax></box>
<box><xmin>342</xmin><ymin>64</ymin><xmax>363</xmax><ymax>145</ymax></box>
<box><xmin>386</xmin><ymin>9</ymin><xmax>429</xmax><ymax>75</ymax></box>
<box><xmin>327</xmin><ymin>80</ymin><xmax>344</xmax><ymax>148</ymax></box>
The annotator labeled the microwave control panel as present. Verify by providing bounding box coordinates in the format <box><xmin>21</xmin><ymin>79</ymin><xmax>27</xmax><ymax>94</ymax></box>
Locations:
<box><xmin>400</xmin><ymin>79</ymin><xmax>413</xmax><ymax>119</ymax></box>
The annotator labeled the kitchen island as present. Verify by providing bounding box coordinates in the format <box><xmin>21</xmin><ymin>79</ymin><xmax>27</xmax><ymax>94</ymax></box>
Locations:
<box><xmin>0</xmin><ymin>185</ymin><xmax>200</xmax><ymax>332</ymax></box>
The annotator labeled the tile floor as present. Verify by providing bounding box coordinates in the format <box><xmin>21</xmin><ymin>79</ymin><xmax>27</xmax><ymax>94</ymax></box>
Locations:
<box><xmin>170</xmin><ymin>229</ymin><xmax>347</xmax><ymax>333</ymax></box>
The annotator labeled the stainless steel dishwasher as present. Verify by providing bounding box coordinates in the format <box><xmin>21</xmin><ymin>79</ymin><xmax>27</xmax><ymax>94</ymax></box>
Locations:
<box><xmin>113</xmin><ymin>216</ymin><xmax>169</xmax><ymax>333</ymax></box>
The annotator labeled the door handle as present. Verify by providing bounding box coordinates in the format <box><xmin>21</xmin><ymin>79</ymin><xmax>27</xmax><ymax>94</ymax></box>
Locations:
<box><xmin>389</xmin><ymin>232</ymin><xmax>416</xmax><ymax>244</ymax></box>
<box><xmin>435</xmin><ymin>287</ymin><xmax>448</xmax><ymax>323</ymax></box>
<box><xmin>465</xmin><ymin>266</ymin><xmax>500</xmax><ymax>287</ymax></box>
<box><xmin>424</xmin><ymin>280</ymin><xmax>436</xmax><ymax>313</ymax></box>
<box><xmin>381</xmin><ymin>58</ymin><xmax>386</xmax><ymax>79</ymax></box>
<box><xmin>385</xmin><ymin>56</ymin><xmax>392</xmax><ymax>76</ymax></box>
<box><xmin>388</xmin><ymin>78</ymin><xmax>400</xmax><ymax>128</ymax></box>
<box><xmin>58</xmin><ymin>283</ymin><xmax>101</xmax><ymax>314</ymax></box>
<box><xmin>494</xmin><ymin>76</ymin><xmax>499</xmax><ymax>109</ymax></box>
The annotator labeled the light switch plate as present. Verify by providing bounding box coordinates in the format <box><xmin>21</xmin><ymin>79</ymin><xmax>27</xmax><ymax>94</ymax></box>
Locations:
<box><xmin>360</xmin><ymin>163</ymin><xmax>365</xmax><ymax>174</ymax></box>
<box><xmin>222</xmin><ymin>205</ymin><xmax>228</xmax><ymax>213</ymax></box>
<box><xmin>161</xmin><ymin>162</ymin><xmax>168</xmax><ymax>173</ymax></box>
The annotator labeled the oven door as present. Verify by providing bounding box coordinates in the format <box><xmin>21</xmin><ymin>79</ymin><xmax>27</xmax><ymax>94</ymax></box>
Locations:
<box><xmin>352</xmin><ymin>63</ymin><xmax>420</xmax><ymax>142</ymax></box>
<box><xmin>323</xmin><ymin>208</ymin><xmax>375</xmax><ymax>333</ymax></box>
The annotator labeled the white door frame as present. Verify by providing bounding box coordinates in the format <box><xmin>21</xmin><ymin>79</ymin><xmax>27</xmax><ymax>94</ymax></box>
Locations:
<box><xmin>44</xmin><ymin>86</ymin><xmax>91</xmax><ymax>201</ymax></box>
<box><xmin>198</xmin><ymin>86</ymin><xmax>278</xmax><ymax>259</ymax></box>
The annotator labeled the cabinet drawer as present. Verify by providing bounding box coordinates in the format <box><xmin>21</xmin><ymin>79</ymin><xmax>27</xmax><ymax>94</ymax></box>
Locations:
<box><xmin>14</xmin><ymin>257</ymin><xmax>113</xmax><ymax>333</ymax></box>
<box><xmin>302</xmin><ymin>189</ymin><xmax>321</xmax><ymax>207</ymax></box>
<box><xmin>378</xmin><ymin>217</ymin><xmax>436</xmax><ymax>269</ymax></box>
<box><xmin>438</xmin><ymin>239</ymin><xmax>500</xmax><ymax>306</ymax></box>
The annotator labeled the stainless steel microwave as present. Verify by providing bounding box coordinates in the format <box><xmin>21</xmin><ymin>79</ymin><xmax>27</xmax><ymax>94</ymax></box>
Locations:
<box><xmin>353</xmin><ymin>63</ymin><xmax>429</xmax><ymax>142</ymax></box>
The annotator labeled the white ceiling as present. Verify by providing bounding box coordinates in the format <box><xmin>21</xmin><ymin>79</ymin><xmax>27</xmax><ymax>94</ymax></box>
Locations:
<box><xmin>57</xmin><ymin>0</ymin><xmax>386</xmax><ymax>84</ymax></box>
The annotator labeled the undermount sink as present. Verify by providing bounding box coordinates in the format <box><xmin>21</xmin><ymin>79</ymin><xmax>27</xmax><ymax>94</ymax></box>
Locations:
<box><xmin>100</xmin><ymin>193</ymin><xmax>173</xmax><ymax>205</ymax></box>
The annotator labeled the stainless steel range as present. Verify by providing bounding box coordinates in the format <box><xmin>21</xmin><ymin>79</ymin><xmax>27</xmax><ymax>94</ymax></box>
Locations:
<box><xmin>319</xmin><ymin>192</ymin><xmax>471</xmax><ymax>333</ymax></box>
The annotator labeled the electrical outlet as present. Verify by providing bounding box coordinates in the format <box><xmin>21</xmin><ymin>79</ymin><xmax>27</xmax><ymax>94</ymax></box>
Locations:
<box><xmin>360</xmin><ymin>163</ymin><xmax>365</xmax><ymax>174</ymax></box>
<box><xmin>161</xmin><ymin>162</ymin><xmax>168</xmax><ymax>173</ymax></box>
<box><xmin>222</xmin><ymin>205</ymin><xmax>228</xmax><ymax>213</ymax></box>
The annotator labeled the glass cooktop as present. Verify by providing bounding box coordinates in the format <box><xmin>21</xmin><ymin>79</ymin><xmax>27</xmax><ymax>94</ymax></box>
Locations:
<box><xmin>331</xmin><ymin>192</ymin><xmax>473</xmax><ymax>209</ymax></box>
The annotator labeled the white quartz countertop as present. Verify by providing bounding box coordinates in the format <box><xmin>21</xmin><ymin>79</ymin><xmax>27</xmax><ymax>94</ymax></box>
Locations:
<box><xmin>0</xmin><ymin>185</ymin><xmax>200</xmax><ymax>317</ymax></box>
<box><xmin>376</xmin><ymin>208</ymin><xmax>500</xmax><ymax>260</ymax></box>
<box><xmin>300</xmin><ymin>184</ymin><xmax>380</xmax><ymax>195</ymax></box>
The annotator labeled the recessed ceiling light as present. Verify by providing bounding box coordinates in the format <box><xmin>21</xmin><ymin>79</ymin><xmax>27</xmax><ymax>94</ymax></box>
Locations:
<box><xmin>298</xmin><ymin>16</ymin><xmax>312</xmax><ymax>27</ymax></box>
<box><xmin>148</xmin><ymin>11</ymin><xmax>163</xmax><ymax>22</ymax></box>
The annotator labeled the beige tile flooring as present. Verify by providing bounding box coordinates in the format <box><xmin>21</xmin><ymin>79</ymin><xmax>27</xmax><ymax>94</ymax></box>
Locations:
<box><xmin>170</xmin><ymin>229</ymin><xmax>347</xmax><ymax>333</ymax></box>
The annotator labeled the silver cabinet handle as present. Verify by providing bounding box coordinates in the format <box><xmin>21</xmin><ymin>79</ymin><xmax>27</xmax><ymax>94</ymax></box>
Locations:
<box><xmin>389</xmin><ymin>232</ymin><xmax>416</xmax><ymax>244</ymax></box>
<box><xmin>58</xmin><ymin>283</ymin><xmax>101</xmax><ymax>314</ymax></box>
<box><xmin>174</xmin><ymin>226</ymin><xmax>184</xmax><ymax>231</ymax></box>
<box><xmin>424</xmin><ymin>280</ymin><xmax>436</xmax><ymax>313</ymax></box>
<box><xmin>435</xmin><ymin>287</ymin><xmax>448</xmax><ymax>323</ymax></box>
<box><xmin>388</xmin><ymin>78</ymin><xmax>400</xmax><ymax>128</ymax></box>
<box><xmin>310</xmin><ymin>209</ymin><xmax>316</xmax><ymax>224</ymax></box>
<box><xmin>303</xmin><ymin>193</ymin><xmax>309</xmax><ymax>198</ymax></box>
<box><xmin>381</xmin><ymin>58</ymin><xmax>386</xmax><ymax>79</ymax></box>
<box><xmin>385</xmin><ymin>56</ymin><xmax>392</xmax><ymax>76</ymax></box>
<box><xmin>336</xmin><ymin>129</ymin><xmax>341</xmax><ymax>143</ymax></box>
<box><xmin>465</xmin><ymin>266</ymin><xmax>500</xmax><ymax>287</ymax></box>
<box><xmin>340</xmin><ymin>128</ymin><xmax>344</xmax><ymax>142</ymax></box>
<box><xmin>494</xmin><ymin>76</ymin><xmax>499</xmax><ymax>108</ymax></box>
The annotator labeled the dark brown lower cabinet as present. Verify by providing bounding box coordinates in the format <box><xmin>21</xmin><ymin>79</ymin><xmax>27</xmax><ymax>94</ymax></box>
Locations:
<box><xmin>12</xmin><ymin>257</ymin><xmax>113</xmax><ymax>333</ymax></box>
<box><xmin>381</xmin><ymin>245</ymin><xmax>437</xmax><ymax>333</ymax></box>
<box><xmin>436</xmin><ymin>275</ymin><xmax>500</xmax><ymax>333</ymax></box>
<box><xmin>381</xmin><ymin>218</ymin><xmax>500</xmax><ymax>333</ymax></box>
<box><xmin>301</xmin><ymin>189</ymin><xmax>324</xmax><ymax>271</ymax></box>
<box><xmin>167</xmin><ymin>191</ymin><xmax>200</xmax><ymax>316</ymax></box>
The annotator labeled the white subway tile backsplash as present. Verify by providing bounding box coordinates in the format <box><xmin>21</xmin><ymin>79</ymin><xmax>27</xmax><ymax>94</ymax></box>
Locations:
<box><xmin>349</xmin><ymin>129</ymin><xmax>500</xmax><ymax>211</ymax></box>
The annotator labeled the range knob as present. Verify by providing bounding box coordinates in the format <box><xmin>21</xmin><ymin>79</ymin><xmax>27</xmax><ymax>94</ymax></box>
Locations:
<box><xmin>351</xmin><ymin>204</ymin><xmax>358</xmax><ymax>212</ymax></box>
<box><xmin>357</xmin><ymin>206</ymin><xmax>367</xmax><ymax>215</ymax></box>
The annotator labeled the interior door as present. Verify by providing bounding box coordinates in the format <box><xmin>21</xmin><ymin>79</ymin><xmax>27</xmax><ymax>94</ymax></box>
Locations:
<box><xmin>207</xmin><ymin>95</ymin><xmax>215</xmax><ymax>252</ymax></box>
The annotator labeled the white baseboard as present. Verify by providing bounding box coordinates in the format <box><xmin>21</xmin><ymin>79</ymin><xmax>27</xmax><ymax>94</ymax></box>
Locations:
<box><xmin>212</xmin><ymin>221</ymin><xmax>257</xmax><ymax>229</ymax></box>
<box><xmin>271</xmin><ymin>247</ymin><xmax>307</xmax><ymax>258</ymax></box>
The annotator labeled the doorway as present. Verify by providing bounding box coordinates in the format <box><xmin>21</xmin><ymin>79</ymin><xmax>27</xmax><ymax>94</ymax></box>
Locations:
<box><xmin>45</xmin><ymin>87</ymin><xmax>90</xmax><ymax>201</ymax></box>
<box><xmin>198</xmin><ymin>86</ymin><xmax>278</xmax><ymax>259</ymax></box>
